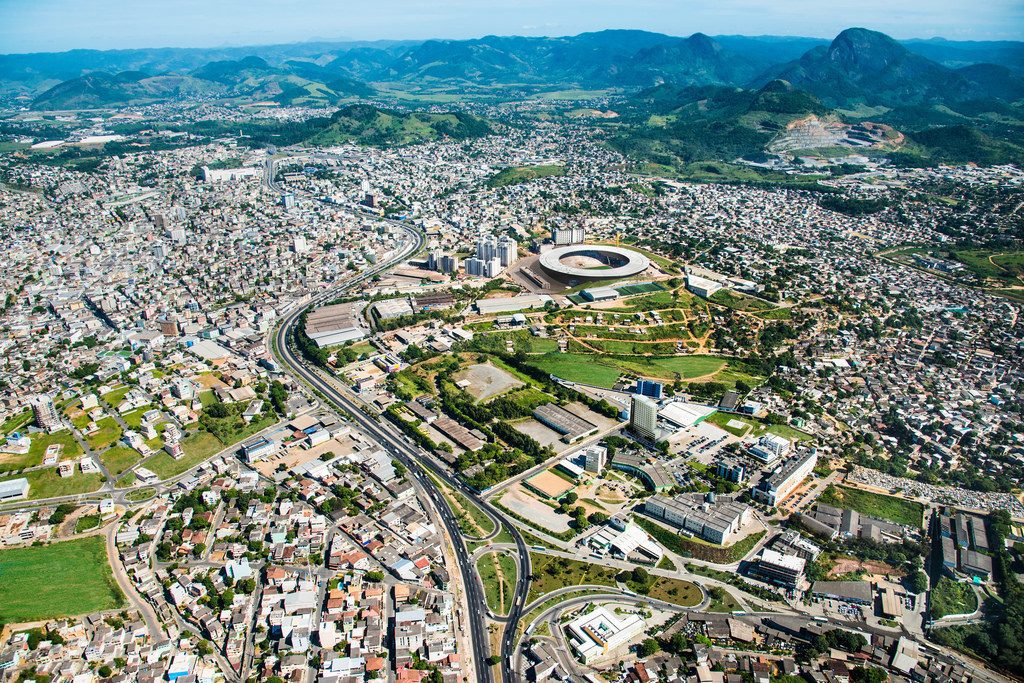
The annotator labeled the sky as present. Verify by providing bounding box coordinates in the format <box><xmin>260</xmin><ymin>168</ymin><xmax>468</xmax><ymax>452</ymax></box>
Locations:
<box><xmin>0</xmin><ymin>0</ymin><xmax>1022</xmax><ymax>54</ymax></box>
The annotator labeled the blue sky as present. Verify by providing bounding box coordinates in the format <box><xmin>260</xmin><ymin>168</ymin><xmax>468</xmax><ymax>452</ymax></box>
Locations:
<box><xmin>1</xmin><ymin>0</ymin><xmax>1021</xmax><ymax>53</ymax></box>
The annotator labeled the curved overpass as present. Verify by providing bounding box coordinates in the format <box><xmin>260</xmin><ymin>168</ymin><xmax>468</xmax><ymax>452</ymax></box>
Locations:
<box><xmin>270</xmin><ymin>214</ymin><xmax>531</xmax><ymax>683</ymax></box>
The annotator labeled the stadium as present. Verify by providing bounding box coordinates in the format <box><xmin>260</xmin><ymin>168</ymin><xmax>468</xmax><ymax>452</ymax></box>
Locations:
<box><xmin>538</xmin><ymin>245</ymin><xmax>650</xmax><ymax>283</ymax></box>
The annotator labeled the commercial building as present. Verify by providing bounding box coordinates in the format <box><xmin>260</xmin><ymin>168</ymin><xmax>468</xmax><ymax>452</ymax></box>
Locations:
<box><xmin>686</xmin><ymin>274</ymin><xmax>723</xmax><ymax>298</ymax></box>
<box><xmin>811</xmin><ymin>580</ymin><xmax>873</xmax><ymax>605</ymax></box>
<box><xmin>581</xmin><ymin>287</ymin><xmax>619</xmax><ymax>302</ymax></box>
<box><xmin>474</xmin><ymin>294</ymin><xmax>551</xmax><ymax>315</ymax></box>
<box><xmin>751</xmin><ymin>449</ymin><xmax>817</xmax><ymax>506</ymax></box>
<box><xmin>240</xmin><ymin>436</ymin><xmax>278</xmax><ymax>462</ymax></box>
<box><xmin>0</xmin><ymin>477</ymin><xmax>30</xmax><ymax>500</ymax></box>
<box><xmin>611</xmin><ymin>452</ymin><xmax>674</xmax><ymax>492</ymax></box>
<box><xmin>304</xmin><ymin>302</ymin><xmax>367</xmax><ymax>348</ymax></box>
<box><xmin>643</xmin><ymin>493</ymin><xmax>752</xmax><ymax>545</ymax></box>
<box><xmin>630</xmin><ymin>394</ymin><xmax>658</xmax><ymax>439</ymax></box>
<box><xmin>658</xmin><ymin>401</ymin><xmax>717</xmax><ymax>429</ymax></box>
<box><xmin>755</xmin><ymin>548</ymin><xmax>806</xmax><ymax>588</ymax></box>
<box><xmin>524</xmin><ymin>470</ymin><xmax>575</xmax><ymax>500</ymax></box>
<box><xmin>749</xmin><ymin>433</ymin><xmax>792</xmax><ymax>464</ymax></box>
<box><xmin>532</xmin><ymin>403</ymin><xmax>598</xmax><ymax>442</ymax></box>
<box><xmin>565</xmin><ymin>605</ymin><xmax>645</xmax><ymax>664</ymax></box>
<box><xmin>551</xmin><ymin>226</ymin><xmax>586</xmax><ymax>245</ymax></box>
<box><xmin>371</xmin><ymin>298</ymin><xmax>414</xmax><ymax>321</ymax></box>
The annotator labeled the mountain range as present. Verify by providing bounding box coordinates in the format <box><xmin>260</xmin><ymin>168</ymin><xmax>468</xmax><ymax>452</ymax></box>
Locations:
<box><xmin>3</xmin><ymin>28</ymin><xmax>1022</xmax><ymax>111</ymax></box>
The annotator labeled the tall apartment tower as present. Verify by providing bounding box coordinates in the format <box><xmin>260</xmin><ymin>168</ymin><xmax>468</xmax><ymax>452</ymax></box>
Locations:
<box><xmin>630</xmin><ymin>394</ymin><xmax>658</xmax><ymax>440</ymax></box>
<box><xmin>32</xmin><ymin>395</ymin><xmax>61</xmax><ymax>432</ymax></box>
<box><xmin>552</xmin><ymin>226</ymin><xmax>586</xmax><ymax>245</ymax></box>
<box><xmin>497</xmin><ymin>236</ymin><xmax>517</xmax><ymax>267</ymax></box>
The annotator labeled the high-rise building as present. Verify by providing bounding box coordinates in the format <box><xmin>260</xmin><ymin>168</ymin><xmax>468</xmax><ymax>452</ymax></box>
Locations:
<box><xmin>475</xmin><ymin>233</ymin><xmax>499</xmax><ymax>261</ymax></box>
<box><xmin>440</xmin><ymin>255</ymin><xmax>459</xmax><ymax>274</ymax></box>
<box><xmin>582</xmin><ymin>445</ymin><xmax>607</xmax><ymax>474</ymax></box>
<box><xmin>630</xmin><ymin>394</ymin><xmax>658</xmax><ymax>440</ymax></box>
<box><xmin>151</xmin><ymin>243</ymin><xmax>168</xmax><ymax>260</ymax></box>
<box><xmin>281</xmin><ymin>193</ymin><xmax>296</xmax><ymax>209</ymax></box>
<box><xmin>32</xmin><ymin>395</ymin><xmax>61</xmax><ymax>432</ymax></box>
<box><xmin>465</xmin><ymin>257</ymin><xmax>502</xmax><ymax>278</ymax></box>
<box><xmin>427</xmin><ymin>248</ymin><xmax>443</xmax><ymax>271</ymax></box>
<box><xmin>498</xmin><ymin>236</ymin><xmax>517</xmax><ymax>267</ymax></box>
<box><xmin>552</xmin><ymin>226</ymin><xmax>586</xmax><ymax>245</ymax></box>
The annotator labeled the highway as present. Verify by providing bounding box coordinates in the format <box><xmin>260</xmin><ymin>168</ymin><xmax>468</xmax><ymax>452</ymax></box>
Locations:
<box><xmin>264</xmin><ymin>155</ymin><xmax>531</xmax><ymax>683</ymax></box>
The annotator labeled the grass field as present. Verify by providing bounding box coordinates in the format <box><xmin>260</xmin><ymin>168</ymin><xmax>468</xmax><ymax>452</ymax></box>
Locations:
<box><xmin>1</xmin><ymin>410</ymin><xmax>32</xmax><ymax>435</ymax></box>
<box><xmin>477</xmin><ymin>551</ymin><xmax>518</xmax><ymax>615</ymax></box>
<box><xmin>100</xmin><ymin>445</ymin><xmax>142</xmax><ymax>476</ymax></box>
<box><xmin>705</xmin><ymin>412</ymin><xmax>814</xmax><ymax>442</ymax></box>
<box><xmin>0</xmin><ymin>536</ymin><xmax>124</xmax><ymax>623</ymax></box>
<box><xmin>87</xmin><ymin>417</ymin><xmax>121</xmax><ymax>450</ymax></box>
<box><xmin>0</xmin><ymin>468</ymin><xmax>105</xmax><ymax>500</ymax></box>
<box><xmin>930</xmin><ymin>577</ymin><xmax>978</xmax><ymax>618</ymax></box>
<box><xmin>635</xmin><ymin>517</ymin><xmax>765</xmax><ymax>563</ymax></box>
<box><xmin>818</xmin><ymin>485</ymin><xmax>924</xmax><ymax>528</ymax></box>
<box><xmin>100</xmin><ymin>385</ymin><xmax>132</xmax><ymax>406</ymax></box>
<box><xmin>487</xmin><ymin>164</ymin><xmax>566</xmax><ymax>188</ymax></box>
<box><xmin>645</xmin><ymin>577</ymin><xmax>703</xmax><ymax>607</ymax></box>
<box><xmin>0</xmin><ymin>430</ymin><xmax>83</xmax><ymax>473</ymax></box>
<box><xmin>525</xmin><ymin>352</ymin><xmax>751</xmax><ymax>388</ymax></box>
<box><xmin>528</xmin><ymin>553</ymin><xmax>619</xmax><ymax>602</ymax></box>
<box><xmin>142</xmin><ymin>431</ymin><xmax>221</xmax><ymax>479</ymax></box>
<box><xmin>709</xmin><ymin>289</ymin><xmax>777</xmax><ymax>312</ymax></box>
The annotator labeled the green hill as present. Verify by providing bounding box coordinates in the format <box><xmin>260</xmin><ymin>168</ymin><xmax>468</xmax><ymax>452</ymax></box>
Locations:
<box><xmin>304</xmin><ymin>104</ymin><xmax>492</xmax><ymax>147</ymax></box>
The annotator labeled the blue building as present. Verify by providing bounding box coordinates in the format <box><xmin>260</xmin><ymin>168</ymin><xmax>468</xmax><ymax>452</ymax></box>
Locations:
<box><xmin>635</xmin><ymin>379</ymin><xmax>663</xmax><ymax>399</ymax></box>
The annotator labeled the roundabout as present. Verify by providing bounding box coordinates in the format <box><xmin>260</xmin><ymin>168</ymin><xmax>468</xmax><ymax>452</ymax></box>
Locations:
<box><xmin>538</xmin><ymin>244</ymin><xmax>650</xmax><ymax>282</ymax></box>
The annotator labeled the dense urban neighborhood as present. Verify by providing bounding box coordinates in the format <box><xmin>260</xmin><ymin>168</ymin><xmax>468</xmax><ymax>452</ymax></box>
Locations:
<box><xmin>2</xmin><ymin>16</ymin><xmax>1024</xmax><ymax>683</ymax></box>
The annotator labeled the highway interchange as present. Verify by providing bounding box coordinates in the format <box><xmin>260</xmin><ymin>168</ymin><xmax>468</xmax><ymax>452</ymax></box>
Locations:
<box><xmin>265</xmin><ymin>155</ymin><xmax>530</xmax><ymax>683</ymax></box>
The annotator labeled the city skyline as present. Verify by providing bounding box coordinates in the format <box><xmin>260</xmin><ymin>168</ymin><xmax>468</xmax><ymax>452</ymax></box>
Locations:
<box><xmin>0</xmin><ymin>0</ymin><xmax>1022</xmax><ymax>54</ymax></box>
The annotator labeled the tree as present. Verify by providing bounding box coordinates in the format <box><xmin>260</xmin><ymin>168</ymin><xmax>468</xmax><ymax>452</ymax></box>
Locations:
<box><xmin>637</xmin><ymin>638</ymin><xmax>660</xmax><ymax>657</ymax></box>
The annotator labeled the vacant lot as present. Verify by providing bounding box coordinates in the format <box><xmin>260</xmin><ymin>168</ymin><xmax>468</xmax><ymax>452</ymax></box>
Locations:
<box><xmin>1</xmin><ymin>430</ymin><xmax>83</xmax><ymax>473</ymax></box>
<box><xmin>1</xmin><ymin>468</ymin><xmax>105</xmax><ymax>500</ymax></box>
<box><xmin>645</xmin><ymin>577</ymin><xmax>703</xmax><ymax>607</ymax></box>
<box><xmin>526</xmin><ymin>352</ymin><xmax>753</xmax><ymax>389</ymax></box>
<box><xmin>931</xmin><ymin>577</ymin><xmax>978</xmax><ymax>619</ymax></box>
<box><xmin>0</xmin><ymin>536</ymin><xmax>124</xmax><ymax>623</ymax></box>
<box><xmin>143</xmin><ymin>431</ymin><xmax>221</xmax><ymax>479</ymax></box>
<box><xmin>819</xmin><ymin>485</ymin><xmax>924</xmax><ymax>528</ymax></box>
<box><xmin>487</xmin><ymin>164</ymin><xmax>566</xmax><ymax>188</ymax></box>
<box><xmin>528</xmin><ymin>553</ymin><xmax>619</xmax><ymax>602</ymax></box>
<box><xmin>456</xmin><ymin>362</ymin><xmax>524</xmax><ymax>402</ymax></box>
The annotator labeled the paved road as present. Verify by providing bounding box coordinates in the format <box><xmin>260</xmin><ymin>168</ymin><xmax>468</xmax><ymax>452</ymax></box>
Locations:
<box><xmin>263</xmin><ymin>157</ymin><xmax>536</xmax><ymax>683</ymax></box>
<box><xmin>104</xmin><ymin>519</ymin><xmax>164</xmax><ymax>640</ymax></box>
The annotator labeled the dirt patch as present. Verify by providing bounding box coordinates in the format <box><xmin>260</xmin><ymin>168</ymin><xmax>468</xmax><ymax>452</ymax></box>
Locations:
<box><xmin>829</xmin><ymin>557</ymin><xmax>903</xmax><ymax>578</ymax></box>
<box><xmin>455</xmin><ymin>363</ymin><xmax>524</xmax><ymax>402</ymax></box>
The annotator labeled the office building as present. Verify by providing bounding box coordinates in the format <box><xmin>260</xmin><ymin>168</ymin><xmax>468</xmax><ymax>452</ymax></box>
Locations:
<box><xmin>749</xmin><ymin>433</ymin><xmax>792</xmax><ymax>463</ymax></box>
<box><xmin>643</xmin><ymin>493</ymin><xmax>752</xmax><ymax>545</ymax></box>
<box><xmin>715</xmin><ymin>458</ymin><xmax>747</xmax><ymax>484</ymax></box>
<box><xmin>636</xmin><ymin>379</ymin><xmax>664</xmax><ymax>399</ymax></box>
<box><xmin>752</xmin><ymin>449</ymin><xmax>818</xmax><ymax>505</ymax></box>
<box><xmin>580</xmin><ymin>444</ymin><xmax>607</xmax><ymax>474</ymax></box>
<box><xmin>551</xmin><ymin>226</ymin><xmax>586</xmax><ymax>245</ymax></box>
<box><xmin>565</xmin><ymin>606</ymin><xmax>645</xmax><ymax>664</ymax></box>
<box><xmin>32</xmin><ymin>395</ymin><xmax>61</xmax><ymax>432</ymax></box>
<box><xmin>629</xmin><ymin>394</ymin><xmax>658</xmax><ymax>440</ymax></box>
<box><xmin>756</xmin><ymin>548</ymin><xmax>806</xmax><ymax>588</ymax></box>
